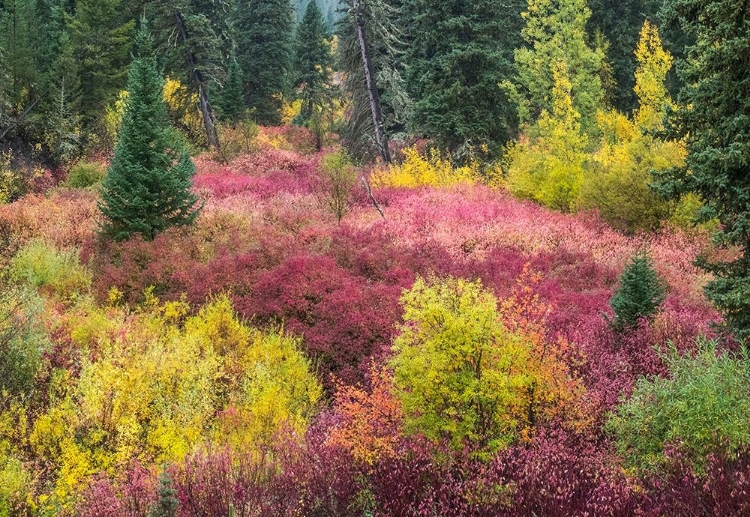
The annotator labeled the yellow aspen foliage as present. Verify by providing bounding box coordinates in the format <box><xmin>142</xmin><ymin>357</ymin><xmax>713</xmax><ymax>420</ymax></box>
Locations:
<box><xmin>25</xmin><ymin>294</ymin><xmax>321</xmax><ymax>507</ymax></box>
<box><xmin>633</xmin><ymin>21</ymin><xmax>675</xmax><ymax>132</ymax></box>
<box><xmin>507</xmin><ymin>61</ymin><xmax>588</xmax><ymax>212</ymax></box>
<box><xmin>371</xmin><ymin>146</ymin><xmax>479</xmax><ymax>189</ymax></box>
<box><xmin>579</xmin><ymin>23</ymin><xmax>687</xmax><ymax>234</ymax></box>
<box><xmin>163</xmin><ymin>78</ymin><xmax>205</xmax><ymax>144</ymax></box>
<box><xmin>390</xmin><ymin>277</ymin><xmax>533</xmax><ymax>454</ymax></box>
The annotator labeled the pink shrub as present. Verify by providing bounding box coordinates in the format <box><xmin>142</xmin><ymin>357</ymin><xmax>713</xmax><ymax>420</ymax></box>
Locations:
<box><xmin>0</xmin><ymin>190</ymin><xmax>98</xmax><ymax>249</ymax></box>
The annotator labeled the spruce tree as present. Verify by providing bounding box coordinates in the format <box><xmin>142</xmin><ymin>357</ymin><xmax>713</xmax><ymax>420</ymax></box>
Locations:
<box><xmin>98</xmin><ymin>24</ymin><xmax>201</xmax><ymax>241</ymax></box>
<box><xmin>68</xmin><ymin>0</ymin><xmax>134</xmax><ymax>137</ymax></box>
<box><xmin>148</xmin><ymin>471</ymin><xmax>178</xmax><ymax>517</ymax></box>
<box><xmin>404</xmin><ymin>0</ymin><xmax>525</xmax><ymax>157</ymax></box>
<box><xmin>45</xmin><ymin>30</ymin><xmax>83</xmax><ymax>165</ymax></box>
<box><xmin>338</xmin><ymin>0</ymin><xmax>408</xmax><ymax>163</ymax></box>
<box><xmin>609</xmin><ymin>251</ymin><xmax>666</xmax><ymax>330</ymax></box>
<box><xmin>655</xmin><ymin>0</ymin><xmax>750</xmax><ymax>342</ymax></box>
<box><xmin>217</xmin><ymin>53</ymin><xmax>246</xmax><ymax>124</ymax></box>
<box><xmin>150</xmin><ymin>0</ymin><xmax>232</xmax><ymax>149</ymax></box>
<box><xmin>293</xmin><ymin>0</ymin><xmax>335</xmax><ymax>123</ymax></box>
<box><xmin>235</xmin><ymin>0</ymin><xmax>294</xmax><ymax>125</ymax></box>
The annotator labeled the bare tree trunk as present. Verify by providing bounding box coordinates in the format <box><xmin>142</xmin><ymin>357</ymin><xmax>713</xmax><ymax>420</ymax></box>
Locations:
<box><xmin>174</xmin><ymin>12</ymin><xmax>220</xmax><ymax>151</ymax></box>
<box><xmin>352</xmin><ymin>0</ymin><xmax>391</xmax><ymax>164</ymax></box>
<box><xmin>361</xmin><ymin>175</ymin><xmax>385</xmax><ymax>220</ymax></box>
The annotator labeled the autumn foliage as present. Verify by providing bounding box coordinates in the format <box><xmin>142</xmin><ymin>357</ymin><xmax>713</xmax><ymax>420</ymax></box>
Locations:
<box><xmin>0</xmin><ymin>126</ymin><xmax>739</xmax><ymax>516</ymax></box>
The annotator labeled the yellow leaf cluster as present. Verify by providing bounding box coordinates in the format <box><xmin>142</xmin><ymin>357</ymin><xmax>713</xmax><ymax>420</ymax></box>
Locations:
<box><xmin>371</xmin><ymin>146</ymin><xmax>478</xmax><ymax>189</ymax></box>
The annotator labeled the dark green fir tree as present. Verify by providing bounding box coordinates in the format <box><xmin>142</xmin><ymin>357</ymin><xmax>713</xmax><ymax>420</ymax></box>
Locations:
<box><xmin>68</xmin><ymin>0</ymin><xmax>135</xmax><ymax>135</ymax></box>
<box><xmin>404</xmin><ymin>0</ymin><xmax>525</xmax><ymax>158</ymax></box>
<box><xmin>217</xmin><ymin>52</ymin><xmax>246</xmax><ymax>124</ymax></box>
<box><xmin>293</xmin><ymin>0</ymin><xmax>334</xmax><ymax>122</ymax></box>
<box><xmin>655</xmin><ymin>0</ymin><xmax>750</xmax><ymax>344</ymax></box>
<box><xmin>609</xmin><ymin>251</ymin><xmax>666</xmax><ymax>330</ymax></box>
<box><xmin>98</xmin><ymin>23</ymin><xmax>201</xmax><ymax>241</ymax></box>
<box><xmin>235</xmin><ymin>0</ymin><xmax>294</xmax><ymax>125</ymax></box>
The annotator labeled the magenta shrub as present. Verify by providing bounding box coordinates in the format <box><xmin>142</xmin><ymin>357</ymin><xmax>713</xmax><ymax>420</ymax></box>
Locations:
<box><xmin>243</xmin><ymin>254</ymin><xmax>403</xmax><ymax>387</ymax></box>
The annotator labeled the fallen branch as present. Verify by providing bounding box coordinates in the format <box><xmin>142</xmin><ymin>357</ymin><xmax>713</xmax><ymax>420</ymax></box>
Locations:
<box><xmin>0</xmin><ymin>89</ymin><xmax>50</xmax><ymax>142</ymax></box>
<box><xmin>361</xmin><ymin>175</ymin><xmax>385</xmax><ymax>220</ymax></box>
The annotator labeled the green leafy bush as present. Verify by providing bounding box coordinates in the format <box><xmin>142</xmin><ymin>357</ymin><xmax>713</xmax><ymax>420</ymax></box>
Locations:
<box><xmin>607</xmin><ymin>340</ymin><xmax>750</xmax><ymax>473</ymax></box>
<box><xmin>390</xmin><ymin>277</ymin><xmax>532</xmax><ymax>452</ymax></box>
<box><xmin>11</xmin><ymin>240</ymin><xmax>91</xmax><ymax>300</ymax></box>
<box><xmin>64</xmin><ymin>161</ymin><xmax>106</xmax><ymax>189</ymax></box>
<box><xmin>0</xmin><ymin>277</ymin><xmax>50</xmax><ymax>396</ymax></box>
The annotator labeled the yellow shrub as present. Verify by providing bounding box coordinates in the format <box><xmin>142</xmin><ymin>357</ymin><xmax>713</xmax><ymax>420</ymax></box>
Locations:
<box><xmin>371</xmin><ymin>146</ymin><xmax>477</xmax><ymax>188</ymax></box>
<box><xmin>281</xmin><ymin>99</ymin><xmax>302</xmax><ymax>125</ymax></box>
<box><xmin>26</xmin><ymin>294</ymin><xmax>321</xmax><ymax>504</ymax></box>
<box><xmin>579</xmin><ymin>109</ymin><xmax>687</xmax><ymax>234</ymax></box>
<box><xmin>506</xmin><ymin>61</ymin><xmax>589</xmax><ymax>212</ymax></box>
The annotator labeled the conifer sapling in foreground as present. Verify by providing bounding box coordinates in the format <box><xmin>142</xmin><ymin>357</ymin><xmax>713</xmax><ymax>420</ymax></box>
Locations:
<box><xmin>98</xmin><ymin>23</ymin><xmax>201</xmax><ymax>241</ymax></box>
<box><xmin>609</xmin><ymin>251</ymin><xmax>666</xmax><ymax>330</ymax></box>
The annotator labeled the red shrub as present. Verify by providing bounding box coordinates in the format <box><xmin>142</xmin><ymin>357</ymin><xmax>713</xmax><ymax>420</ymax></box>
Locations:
<box><xmin>243</xmin><ymin>254</ymin><xmax>403</xmax><ymax>388</ymax></box>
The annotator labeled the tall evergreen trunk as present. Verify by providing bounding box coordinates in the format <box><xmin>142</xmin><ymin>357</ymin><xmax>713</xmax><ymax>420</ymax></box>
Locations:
<box><xmin>173</xmin><ymin>11</ymin><xmax>220</xmax><ymax>150</ymax></box>
<box><xmin>352</xmin><ymin>0</ymin><xmax>390</xmax><ymax>164</ymax></box>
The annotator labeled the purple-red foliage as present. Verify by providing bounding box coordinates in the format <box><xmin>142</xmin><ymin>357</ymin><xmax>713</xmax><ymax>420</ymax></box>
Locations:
<box><xmin>369</xmin><ymin>431</ymin><xmax>640</xmax><ymax>517</ymax></box>
<box><xmin>645</xmin><ymin>445</ymin><xmax>750</xmax><ymax>516</ymax></box>
<box><xmin>244</xmin><ymin>254</ymin><xmax>403</xmax><ymax>388</ymax></box>
<box><xmin>74</xmin><ymin>463</ymin><xmax>155</xmax><ymax>517</ymax></box>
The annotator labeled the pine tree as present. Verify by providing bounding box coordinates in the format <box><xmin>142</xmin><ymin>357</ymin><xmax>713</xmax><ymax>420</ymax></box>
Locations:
<box><xmin>68</xmin><ymin>0</ymin><xmax>135</xmax><ymax>135</ymax></box>
<box><xmin>655</xmin><ymin>0</ymin><xmax>750</xmax><ymax>342</ymax></box>
<box><xmin>609</xmin><ymin>251</ymin><xmax>666</xmax><ymax>330</ymax></box>
<box><xmin>98</xmin><ymin>24</ymin><xmax>201</xmax><ymax>241</ymax></box>
<box><xmin>293</xmin><ymin>0</ymin><xmax>335</xmax><ymax>123</ymax></box>
<box><xmin>404</xmin><ymin>0</ymin><xmax>525</xmax><ymax>157</ymax></box>
<box><xmin>235</xmin><ymin>0</ymin><xmax>294</xmax><ymax>125</ymax></box>
<box><xmin>148</xmin><ymin>471</ymin><xmax>178</xmax><ymax>517</ymax></box>
<box><xmin>514</xmin><ymin>0</ymin><xmax>604</xmax><ymax>132</ymax></box>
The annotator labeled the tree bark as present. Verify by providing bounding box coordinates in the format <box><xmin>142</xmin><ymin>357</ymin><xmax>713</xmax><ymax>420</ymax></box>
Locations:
<box><xmin>352</xmin><ymin>0</ymin><xmax>391</xmax><ymax>164</ymax></box>
<box><xmin>173</xmin><ymin>12</ymin><xmax>220</xmax><ymax>151</ymax></box>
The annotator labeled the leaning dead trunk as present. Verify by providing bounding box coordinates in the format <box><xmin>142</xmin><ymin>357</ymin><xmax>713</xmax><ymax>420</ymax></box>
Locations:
<box><xmin>174</xmin><ymin>12</ymin><xmax>220</xmax><ymax>151</ymax></box>
<box><xmin>352</xmin><ymin>0</ymin><xmax>391</xmax><ymax>164</ymax></box>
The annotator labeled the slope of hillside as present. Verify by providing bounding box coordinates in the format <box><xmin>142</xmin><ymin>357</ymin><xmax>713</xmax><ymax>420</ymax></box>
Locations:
<box><xmin>1</xmin><ymin>128</ymin><xmax>744</xmax><ymax>515</ymax></box>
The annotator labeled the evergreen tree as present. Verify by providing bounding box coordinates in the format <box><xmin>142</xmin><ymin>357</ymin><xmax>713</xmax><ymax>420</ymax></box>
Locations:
<box><xmin>514</xmin><ymin>0</ymin><xmax>604</xmax><ymax>132</ymax></box>
<box><xmin>98</xmin><ymin>24</ymin><xmax>201</xmax><ymax>241</ymax></box>
<box><xmin>216</xmin><ymin>53</ymin><xmax>245</xmax><ymax>124</ymax></box>
<box><xmin>150</xmin><ymin>0</ymin><xmax>233</xmax><ymax>149</ymax></box>
<box><xmin>235</xmin><ymin>0</ymin><xmax>294</xmax><ymax>125</ymax></box>
<box><xmin>587</xmin><ymin>0</ymin><xmax>653</xmax><ymax>113</ymax></box>
<box><xmin>655</xmin><ymin>0</ymin><xmax>750</xmax><ymax>342</ymax></box>
<box><xmin>293</xmin><ymin>0</ymin><xmax>335</xmax><ymax>123</ymax></box>
<box><xmin>338</xmin><ymin>0</ymin><xmax>408</xmax><ymax>163</ymax></box>
<box><xmin>0</xmin><ymin>0</ymin><xmax>37</xmax><ymax>110</ymax></box>
<box><xmin>609</xmin><ymin>251</ymin><xmax>666</xmax><ymax>330</ymax></box>
<box><xmin>404</xmin><ymin>0</ymin><xmax>524</xmax><ymax>157</ymax></box>
<box><xmin>68</xmin><ymin>0</ymin><xmax>134</xmax><ymax>136</ymax></box>
<box><xmin>44</xmin><ymin>30</ymin><xmax>82</xmax><ymax>164</ymax></box>
<box><xmin>148</xmin><ymin>471</ymin><xmax>178</xmax><ymax>517</ymax></box>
